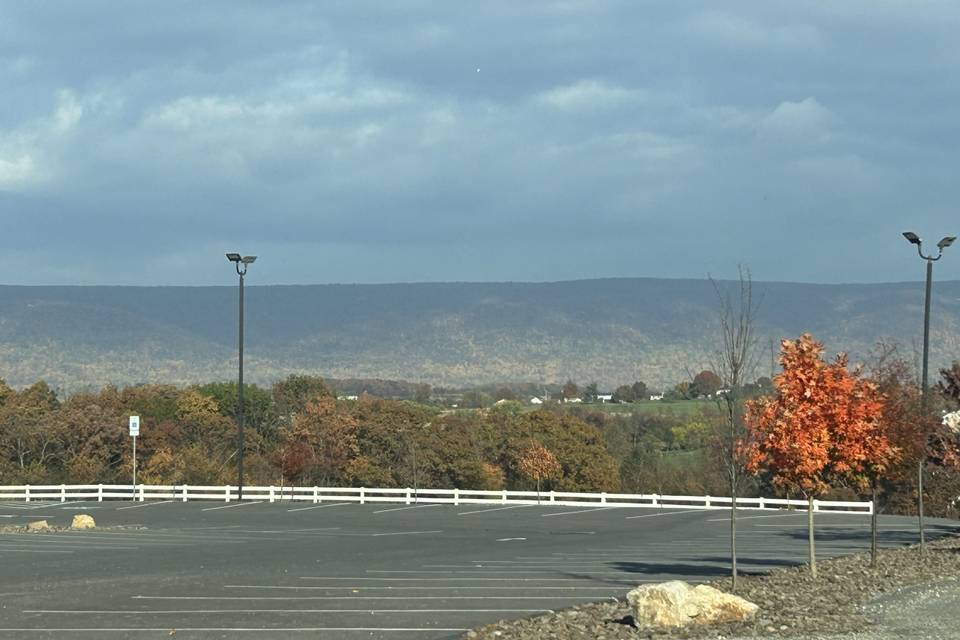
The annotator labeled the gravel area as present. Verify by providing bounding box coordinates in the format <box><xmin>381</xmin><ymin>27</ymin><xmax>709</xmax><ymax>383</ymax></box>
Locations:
<box><xmin>464</xmin><ymin>536</ymin><xmax>960</xmax><ymax>640</ymax></box>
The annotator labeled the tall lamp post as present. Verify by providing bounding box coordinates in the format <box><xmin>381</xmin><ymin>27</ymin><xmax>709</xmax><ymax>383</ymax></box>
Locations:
<box><xmin>902</xmin><ymin>231</ymin><xmax>954</xmax><ymax>554</ymax></box>
<box><xmin>227</xmin><ymin>252</ymin><xmax>257</xmax><ymax>501</ymax></box>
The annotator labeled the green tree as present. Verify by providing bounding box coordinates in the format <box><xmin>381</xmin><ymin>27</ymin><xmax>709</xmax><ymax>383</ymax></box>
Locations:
<box><xmin>612</xmin><ymin>385</ymin><xmax>636</xmax><ymax>403</ymax></box>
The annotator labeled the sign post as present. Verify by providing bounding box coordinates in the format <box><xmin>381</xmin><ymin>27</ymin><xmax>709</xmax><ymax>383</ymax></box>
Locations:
<box><xmin>129</xmin><ymin>415</ymin><xmax>140</xmax><ymax>500</ymax></box>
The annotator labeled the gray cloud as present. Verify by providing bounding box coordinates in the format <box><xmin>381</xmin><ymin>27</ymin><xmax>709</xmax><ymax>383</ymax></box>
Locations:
<box><xmin>1</xmin><ymin>1</ymin><xmax>959</xmax><ymax>286</ymax></box>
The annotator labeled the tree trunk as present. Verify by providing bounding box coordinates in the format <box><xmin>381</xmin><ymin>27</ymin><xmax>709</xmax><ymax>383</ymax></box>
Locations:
<box><xmin>808</xmin><ymin>495</ymin><xmax>817</xmax><ymax>578</ymax></box>
<box><xmin>871</xmin><ymin>481</ymin><xmax>878</xmax><ymax>568</ymax></box>
<box><xmin>730</xmin><ymin>486</ymin><xmax>738</xmax><ymax>591</ymax></box>
<box><xmin>918</xmin><ymin>460</ymin><xmax>925</xmax><ymax>557</ymax></box>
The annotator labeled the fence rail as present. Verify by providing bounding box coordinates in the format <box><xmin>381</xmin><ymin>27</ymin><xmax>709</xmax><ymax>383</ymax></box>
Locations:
<box><xmin>0</xmin><ymin>484</ymin><xmax>873</xmax><ymax>514</ymax></box>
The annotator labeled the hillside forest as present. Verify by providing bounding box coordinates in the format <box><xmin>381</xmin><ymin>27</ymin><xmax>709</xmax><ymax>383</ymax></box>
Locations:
<box><xmin>4</xmin><ymin>338</ymin><xmax>960</xmax><ymax>518</ymax></box>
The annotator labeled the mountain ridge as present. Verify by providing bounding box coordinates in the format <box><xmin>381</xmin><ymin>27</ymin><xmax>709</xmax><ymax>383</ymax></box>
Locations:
<box><xmin>1</xmin><ymin>278</ymin><xmax>958</xmax><ymax>394</ymax></box>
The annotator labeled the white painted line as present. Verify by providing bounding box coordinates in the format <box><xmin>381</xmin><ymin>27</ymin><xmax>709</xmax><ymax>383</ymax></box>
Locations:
<box><xmin>371</xmin><ymin>530</ymin><xmax>443</xmax><ymax>537</ymax></box>
<box><xmin>139</xmin><ymin>587</ymin><xmax>623</xmax><ymax>597</ymax></box>
<box><xmin>202</xmin><ymin>501</ymin><xmax>264</xmax><ymax>512</ymax></box>
<box><xmin>60</xmin><ymin>506</ymin><xmax>102</xmax><ymax>510</ymax></box>
<box><xmin>0</xmin><ymin>549</ymin><xmax>74</xmax><ymax>554</ymax></box>
<box><xmin>0</xmin><ymin>628</ymin><xmax>470</xmax><ymax>633</ymax></box>
<box><xmin>287</xmin><ymin>502</ymin><xmax>351</xmax><ymax>512</ymax></box>
<box><xmin>496</xmin><ymin>537</ymin><xmax>527</xmax><ymax>542</ymax></box>
<box><xmin>235</xmin><ymin>528</ymin><xmax>341</xmax><ymax>534</ymax></box>
<box><xmin>373</xmin><ymin>504</ymin><xmax>441</xmax><ymax>514</ymax></box>
<box><xmin>625</xmin><ymin>509</ymin><xmax>704</xmax><ymax>519</ymax></box>
<box><xmin>291</xmin><ymin>576</ymin><xmax>639</xmax><ymax>582</ymax></box>
<box><xmin>116</xmin><ymin>501</ymin><xmax>174</xmax><ymax>511</ymax></box>
<box><xmin>135</xmin><ymin>595</ymin><xmax>605</xmax><ymax>600</ymax></box>
<box><xmin>541</xmin><ymin>507</ymin><xmax>615</xmax><ymax>518</ymax></box>
<box><xmin>706</xmin><ymin>513</ymin><xmax>807</xmax><ymax>522</ymax></box>
<box><xmin>458</xmin><ymin>505</ymin><xmax>531</xmax><ymax>516</ymax></box>
<box><xmin>25</xmin><ymin>608</ymin><xmax>552</xmax><ymax>614</ymax></box>
<box><xmin>364</xmin><ymin>570</ymin><xmax>636</xmax><ymax>576</ymax></box>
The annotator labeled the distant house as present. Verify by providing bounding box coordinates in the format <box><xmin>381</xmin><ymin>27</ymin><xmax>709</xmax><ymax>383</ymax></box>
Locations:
<box><xmin>649</xmin><ymin>393</ymin><xmax>664</xmax><ymax>401</ymax></box>
<box><xmin>530</xmin><ymin>397</ymin><xmax>544</xmax><ymax>405</ymax></box>
<box><xmin>596</xmin><ymin>394</ymin><xmax>613</xmax><ymax>403</ymax></box>
<box><xmin>337</xmin><ymin>395</ymin><xmax>359</xmax><ymax>401</ymax></box>
<box><xmin>563</xmin><ymin>397</ymin><xmax>583</xmax><ymax>404</ymax></box>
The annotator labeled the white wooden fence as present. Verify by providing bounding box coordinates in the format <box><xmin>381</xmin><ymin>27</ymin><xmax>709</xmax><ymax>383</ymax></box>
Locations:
<box><xmin>0</xmin><ymin>484</ymin><xmax>873</xmax><ymax>514</ymax></box>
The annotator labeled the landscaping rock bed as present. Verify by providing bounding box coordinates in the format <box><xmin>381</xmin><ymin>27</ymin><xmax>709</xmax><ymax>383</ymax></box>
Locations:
<box><xmin>464</xmin><ymin>536</ymin><xmax>960</xmax><ymax>640</ymax></box>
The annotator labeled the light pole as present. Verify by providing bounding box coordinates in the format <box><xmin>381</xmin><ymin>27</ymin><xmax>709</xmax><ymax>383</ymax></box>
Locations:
<box><xmin>227</xmin><ymin>252</ymin><xmax>257</xmax><ymax>501</ymax></box>
<box><xmin>902</xmin><ymin>231</ymin><xmax>954</xmax><ymax>554</ymax></box>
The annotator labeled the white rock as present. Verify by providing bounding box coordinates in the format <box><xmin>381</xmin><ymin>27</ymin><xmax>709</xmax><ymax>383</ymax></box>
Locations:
<box><xmin>627</xmin><ymin>580</ymin><xmax>758</xmax><ymax>628</ymax></box>
<box><xmin>71</xmin><ymin>514</ymin><xmax>96</xmax><ymax>529</ymax></box>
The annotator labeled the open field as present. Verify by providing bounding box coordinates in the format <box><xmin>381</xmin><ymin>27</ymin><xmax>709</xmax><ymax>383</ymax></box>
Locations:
<box><xmin>0</xmin><ymin>500</ymin><xmax>954</xmax><ymax>639</ymax></box>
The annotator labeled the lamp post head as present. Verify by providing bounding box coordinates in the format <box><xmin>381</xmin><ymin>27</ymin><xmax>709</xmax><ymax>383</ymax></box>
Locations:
<box><xmin>241</xmin><ymin>256</ymin><xmax>257</xmax><ymax>264</ymax></box>
<box><xmin>903</xmin><ymin>232</ymin><xmax>921</xmax><ymax>245</ymax></box>
<box><xmin>226</xmin><ymin>253</ymin><xmax>241</xmax><ymax>263</ymax></box>
<box><xmin>937</xmin><ymin>236</ymin><xmax>956</xmax><ymax>250</ymax></box>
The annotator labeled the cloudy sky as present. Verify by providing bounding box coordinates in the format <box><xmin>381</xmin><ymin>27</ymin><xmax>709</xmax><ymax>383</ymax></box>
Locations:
<box><xmin>2</xmin><ymin>2</ymin><xmax>959</xmax><ymax>286</ymax></box>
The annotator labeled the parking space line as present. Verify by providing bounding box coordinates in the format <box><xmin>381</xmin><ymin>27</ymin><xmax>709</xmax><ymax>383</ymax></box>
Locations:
<box><xmin>457</xmin><ymin>505</ymin><xmax>532</xmax><ymax>515</ymax></box>
<box><xmin>287</xmin><ymin>502</ymin><xmax>351</xmax><ymax>512</ymax></box>
<box><xmin>541</xmin><ymin>507</ymin><xmax>615</xmax><ymax>517</ymax></box>
<box><xmin>25</xmin><ymin>608</ymin><xmax>553</xmax><ymax>614</ymax></box>
<box><xmin>116</xmin><ymin>501</ymin><xmax>174</xmax><ymax>510</ymax></box>
<box><xmin>202</xmin><ymin>501</ymin><xmax>264</xmax><ymax>512</ymax></box>
<box><xmin>373</xmin><ymin>504</ymin><xmax>441</xmax><ymax>514</ymax></box>
<box><xmin>292</xmin><ymin>576</ymin><xmax>639</xmax><ymax>582</ymax></box>
<box><xmin>371</xmin><ymin>530</ymin><xmax>443</xmax><ymax>537</ymax></box>
<box><xmin>0</xmin><ymin>628</ymin><xmax>470</xmax><ymax>633</ymax></box>
<box><xmin>625</xmin><ymin>509</ymin><xmax>704</xmax><ymax>519</ymax></box>
<box><xmin>134</xmin><ymin>594</ymin><xmax>608</xmax><ymax>600</ymax></box>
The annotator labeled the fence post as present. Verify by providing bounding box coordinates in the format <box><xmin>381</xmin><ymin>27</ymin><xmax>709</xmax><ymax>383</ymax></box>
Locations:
<box><xmin>360</xmin><ymin>487</ymin><xmax>365</xmax><ymax>505</ymax></box>
<box><xmin>813</xmin><ymin>499</ymin><xmax>820</xmax><ymax>512</ymax></box>
<box><xmin>225</xmin><ymin>485</ymin><xmax>231</xmax><ymax>503</ymax></box>
<box><xmin>138</xmin><ymin>485</ymin><xmax>144</xmax><ymax>502</ymax></box>
<box><xmin>61</xmin><ymin>484</ymin><xmax>66</xmax><ymax>503</ymax></box>
<box><xmin>705</xmin><ymin>495</ymin><xmax>711</xmax><ymax>508</ymax></box>
<box><xmin>651</xmin><ymin>493</ymin><xmax>658</xmax><ymax>507</ymax></box>
<box><xmin>314</xmin><ymin>486</ymin><xmax>319</xmax><ymax>504</ymax></box>
<box><xmin>454</xmin><ymin>488</ymin><xmax>460</xmax><ymax>506</ymax></box>
<box><xmin>269</xmin><ymin>486</ymin><xmax>275</xmax><ymax>503</ymax></box>
<box><xmin>759</xmin><ymin>496</ymin><xmax>765</xmax><ymax>510</ymax></box>
<box><xmin>98</xmin><ymin>484</ymin><xmax>103</xmax><ymax>502</ymax></box>
<box><xmin>502</xmin><ymin>489</ymin><xmax>507</xmax><ymax>504</ymax></box>
<box><xmin>601</xmin><ymin>492</ymin><xmax>607</xmax><ymax>504</ymax></box>
<box><xmin>182</xmin><ymin>485</ymin><xmax>188</xmax><ymax>502</ymax></box>
<box><xmin>550</xmin><ymin>490</ymin><xmax>555</xmax><ymax>503</ymax></box>
<box><xmin>25</xmin><ymin>485</ymin><xmax>30</xmax><ymax>503</ymax></box>
<box><xmin>406</xmin><ymin>488</ymin><xmax>411</xmax><ymax>505</ymax></box>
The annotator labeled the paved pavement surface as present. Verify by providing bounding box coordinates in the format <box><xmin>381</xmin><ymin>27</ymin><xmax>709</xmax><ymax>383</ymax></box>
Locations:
<box><xmin>0</xmin><ymin>499</ymin><xmax>955</xmax><ymax>639</ymax></box>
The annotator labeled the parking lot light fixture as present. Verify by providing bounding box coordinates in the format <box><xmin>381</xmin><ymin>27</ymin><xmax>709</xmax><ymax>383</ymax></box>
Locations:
<box><xmin>901</xmin><ymin>230</ymin><xmax>953</xmax><ymax>555</ymax></box>
<box><xmin>226</xmin><ymin>252</ymin><xmax>256</xmax><ymax>500</ymax></box>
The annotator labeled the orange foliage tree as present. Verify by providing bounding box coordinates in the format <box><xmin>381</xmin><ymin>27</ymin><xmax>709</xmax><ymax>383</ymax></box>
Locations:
<box><xmin>745</xmin><ymin>334</ymin><xmax>891</xmax><ymax>577</ymax></box>
<box><xmin>517</xmin><ymin>440</ymin><xmax>562</xmax><ymax>502</ymax></box>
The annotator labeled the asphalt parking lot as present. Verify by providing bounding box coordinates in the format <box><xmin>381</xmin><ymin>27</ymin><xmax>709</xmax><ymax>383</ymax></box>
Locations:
<box><xmin>0</xmin><ymin>499</ymin><xmax>955</xmax><ymax>639</ymax></box>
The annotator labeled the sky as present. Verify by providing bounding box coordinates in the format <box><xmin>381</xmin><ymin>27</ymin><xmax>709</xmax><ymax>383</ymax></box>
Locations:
<box><xmin>2</xmin><ymin>1</ymin><xmax>960</xmax><ymax>286</ymax></box>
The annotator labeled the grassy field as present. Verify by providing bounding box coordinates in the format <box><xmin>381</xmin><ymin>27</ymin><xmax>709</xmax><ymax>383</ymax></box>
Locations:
<box><xmin>562</xmin><ymin>399</ymin><xmax>715</xmax><ymax>417</ymax></box>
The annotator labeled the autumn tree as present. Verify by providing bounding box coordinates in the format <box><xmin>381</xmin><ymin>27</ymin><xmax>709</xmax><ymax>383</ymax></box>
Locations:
<box><xmin>690</xmin><ymin>370</ymin><xmax>723</xmax><ymax>398</ymax></box>
<box><xmin>745</xmin><ymin>334</ymin><xmax>888</xmax><ymax>577</ymax></box>
<box><xmin>517</xmin><ymin>440</ymin><xmax>561</xmax><ymax>502</ymax></box>
<box><xmin>562</xmin><ymin>380</ymin><xmax>580</xmax><ymax>400</ymax></box>
<box><xmin>284</xmin><ymin>396</ymin><xmax>363</xmax><ymax>486</ymax></box>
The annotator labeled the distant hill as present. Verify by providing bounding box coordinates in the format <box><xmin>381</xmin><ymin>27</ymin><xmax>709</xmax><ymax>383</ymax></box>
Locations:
<box><xmin>2</xmin><ymin>278</ymin><xmax>959</xmax><ymax>394</ymax></box>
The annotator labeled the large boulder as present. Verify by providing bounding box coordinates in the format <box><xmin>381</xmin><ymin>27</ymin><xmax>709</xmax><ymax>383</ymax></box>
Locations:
<box><xmin>26</xmin><ymin>520</ymin><xmax>50</xmax><ymax>531</ymax></box>
<box><xmin>71</xmin><ymin>514</ymin><xmax>96</xmax><ymax>529</ymax></box>
<box><xmin>627</xmin><ymin>580</ymin><xmax>758</xmax><ymax>628</ymax></box>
